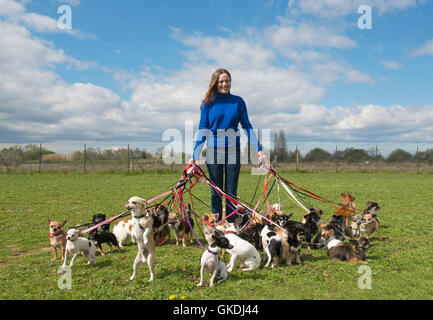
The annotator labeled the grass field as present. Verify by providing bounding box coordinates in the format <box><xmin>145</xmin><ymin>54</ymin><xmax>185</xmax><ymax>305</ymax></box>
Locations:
<box><xmin>1</xmin><ymin>170</ymin><xmax>432</xmax><ymax>300</ymax></box>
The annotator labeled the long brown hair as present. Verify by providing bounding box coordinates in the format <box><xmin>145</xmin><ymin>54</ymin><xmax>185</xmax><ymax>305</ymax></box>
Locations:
<box><xmin>201</xmin><ymin>68</ymin><xmax>231</xmax><ymax>108</ymax></box>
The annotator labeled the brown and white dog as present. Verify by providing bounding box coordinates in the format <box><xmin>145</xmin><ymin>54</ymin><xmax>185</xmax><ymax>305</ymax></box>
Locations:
<box><xmin>125</xmin><ymin>196</ymin><xmax>155</xmax><ymax>282</ymax></box>
<box><xmin>48</xmin><ymin>218</ymin><xmax>67</xmax><ymax>261</ymax></box>
<box><xmin>360</xmin><ymin>213</ymin><xmax>381</xmax><ymax>240</ymax></box>
<box><xmin>113</xmin><ymin>219</ymin><xmax>136</xmax><ymax>247</ymax></box>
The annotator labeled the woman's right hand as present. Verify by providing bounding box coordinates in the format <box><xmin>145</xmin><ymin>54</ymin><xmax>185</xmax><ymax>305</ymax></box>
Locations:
<box><xmin>188</xmin><ymin>158</ymin><xmax>198</xmax><ymax>165</ymax></box>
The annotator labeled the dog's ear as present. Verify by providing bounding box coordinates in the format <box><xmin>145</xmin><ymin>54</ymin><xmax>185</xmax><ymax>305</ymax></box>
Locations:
<box><xmin>48</xmin><ymin>218</ymin><xmax>51</xmax><ymax>224</ymax></box>
<box><xmin>139</xmin><ymin>198</ymin><xmax>147</xmax><ymax>206</ymax></box>
<box><xmin>61</xmin><ymin>220</ymin><xmax>67</xmax><ymax>227</ymax></box>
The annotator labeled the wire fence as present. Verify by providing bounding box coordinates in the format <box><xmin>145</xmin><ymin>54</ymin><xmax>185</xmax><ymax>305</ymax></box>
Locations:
<box><xmin>1</xmin><ymin>143</ymin><xmax>433</xmax><ymax>173</ymax></box>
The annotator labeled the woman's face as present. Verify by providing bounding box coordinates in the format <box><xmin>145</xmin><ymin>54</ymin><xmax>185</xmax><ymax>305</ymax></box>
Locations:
<box><xmin>217</xmin><ymin>73</ymin><xmax>231</xmax><ymax>94</ymax></box>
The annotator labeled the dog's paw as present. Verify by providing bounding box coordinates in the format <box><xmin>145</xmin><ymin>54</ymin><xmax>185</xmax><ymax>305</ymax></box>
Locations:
<box><xmin>197</xmin><ymin>283</ymin><xmax>204</xmax><ymax>287</ymax></box>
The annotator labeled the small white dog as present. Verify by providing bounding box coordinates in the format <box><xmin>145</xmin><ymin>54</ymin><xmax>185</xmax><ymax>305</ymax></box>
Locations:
<box><xmin>197</xmin><ymin>232</ymin><xmax>233</xmax><ymax>287</ymax></box>
<box><xmin>113</xmin><ymin>219</ymin><xmax>137</xmax><ymax>247</ymax></box>
<box><xmin>126</xmin><ymin>196</ymin><xmax>155</xmax><ymax>282</ymax></box>
<box><xmin>61</xmin><ymin>229</ymin><xmax>96</xmax><ymax>270</ymax></box>
<box><xmin>224</xmin><ymin>233</ymin><xmax>261</xmax><ymax>272</ymax></box>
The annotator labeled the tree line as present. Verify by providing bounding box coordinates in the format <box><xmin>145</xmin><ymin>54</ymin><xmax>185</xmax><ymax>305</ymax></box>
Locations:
<box><xmin>1</xmin><ymin>140</ymin><xmax>433</xmax><ymax>170</ymax></box>
<box><xmin>270</xmin><ymin>131</ymin><xmax>433</xmax><ymax>163</ymax></box>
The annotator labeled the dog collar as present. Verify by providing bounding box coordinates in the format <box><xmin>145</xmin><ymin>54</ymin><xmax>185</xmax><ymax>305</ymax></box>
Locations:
<box><xmin>132</xmin><ymin>214</ymin><xmax>145</xmax><ymax>219</ymax></box>
<box><xmin>225</xmin><ymin>231</ymin><xmax>237</xmax><ymax>235</ymax></box>
<box><xmin>49</xmin><ymin>230</ymin><xmax>65</xmax><ymax>238</ymax></box>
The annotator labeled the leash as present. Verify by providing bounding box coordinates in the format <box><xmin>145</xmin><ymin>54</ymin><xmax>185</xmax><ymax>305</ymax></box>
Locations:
<box><xmin>81</xmin><ymin>210</ymin><xmax>131</xmax><ymax>234</ymax></box>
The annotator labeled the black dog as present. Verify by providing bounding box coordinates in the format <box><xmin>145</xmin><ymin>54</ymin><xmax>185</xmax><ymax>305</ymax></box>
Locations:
<box><xmin>88</xmin><ymin>230</ymin><xmax>121</xmax><ymax>256</ymax></box>
<box><xmin>285</xmin><ymin>224</ymin><xmax>305</xmax><ymax>265</ymax></box>
<box><xmin>92</xmin><ymin>213</ymin><xmax>110</xmax><ymax>233</ymax></box>
<box><xmin>151</xmin><ymin>205</ymin><xmax>171</xmax><ymax>244</ymax></box>
<box><xmin>278</xmin><ymin>208</ymin><xmax>322</xmax><ymax>249</ymax></box>
<box><xmin>238</xmin><ymin>223</ymin><xmax>264</xmax><ymax>250</ymax></box>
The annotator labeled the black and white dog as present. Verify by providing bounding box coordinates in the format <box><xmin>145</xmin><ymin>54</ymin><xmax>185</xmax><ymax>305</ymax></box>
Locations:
<box><xmin>260</xmin><ymin>224</ymin><xmax>282</xmax><ymax>268</ymax></box>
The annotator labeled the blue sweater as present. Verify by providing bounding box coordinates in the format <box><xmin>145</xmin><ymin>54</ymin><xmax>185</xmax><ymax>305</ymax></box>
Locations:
<box><xmin>193</xmin><ymin>93</ymin><xmax>262</xmax><ymax>160</ymax></box>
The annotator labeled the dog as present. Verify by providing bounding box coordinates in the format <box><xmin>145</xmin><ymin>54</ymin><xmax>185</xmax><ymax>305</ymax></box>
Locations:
<box><xmin>327</xmin><ymin>236</ymin><xmax>370</xmax><ymax>263</ymax></box>
<box><xmin>333</xmin><ymin>193</ymin><xmax>357</xmax><ymax>226</ymax></box>
<box><xmin>61</xmin><ymin>229</ymin><xmax>96</xmax><ymax>270</ymax></box>
<box><xmin>351</xmin><ymin>214</ymin><xmax>364</xmax><ymax>238</ymax></box>
<box><xmin>126</xmin><ymin>196</ymin><xmax>155</xmax><ymax>282</ymax></box>
<box><xmin>363</xmin><ymin>200</ymin><xmax>381</xmax><ymax>221</ymax></box>
<box><xmin>224</xmin><ymin>232</ymin><xmax>262</xmax><ymax>272</ymax></box>
<box><xmin>285</xmin><ymin>224</ymin><xmax>305</xmax><ymax>265</ymax></box>
<box><xmin>88</xmin><ymin>229</ymin><xmax>121</xmax><ymax>256</ymax></box>
<box><xmin>273</xmin><ymin>212</ymin><xmax>293</xmax><ymax>228</ymax></box>
<box><xmin>151</xmin><ymin>205</ymin><xmax>171</xmax><ymax>245</ymax></box>
<box><xmin>270</xmin><ymin>203</ymin><xmax>284</xmax><ymax>221</ymax></box>
<box><xmin>360</xmin><ymin>213</ymin><xmax>381</xmax><ymax>240</ymax></box>
<box><xmin>320</xmin><ymin>228</ymin><xmax>343</xmax><ymax>249</ymax></box>
<box><xmin>168</xmin><ymin>205</ymin><xmax>195</xmax><ymax>247</ymax></box>
<box><xmin>197</xmin><ymin>232</ymin><xmax>233</xmax><ymax>287</ymax></box>
<box><xmin>48</xmin><ymin>218</ymin><xmax>67</xmax><ymax>261</ymax></box>
<box><xmin>277</xmin><ymin>208</ymin><xmax>322</xmax><ymax>250</ymax></box>
<box><xmin>238</xmin><ymin>222</ymin><xmax>264</xmax><ymax>250</ymax></box>
<box><xmin>261</xmin><ymin>224</ymin><xmax>282</xmax><ymax>268</ymax></box>
<box><xmin>113</xmin><ymin>219</ymin><xmax>136</xmax><ymax>247</ymax></box>
<box><xmin>92</xmin><ymin>213</ymin><xmax>110</xmax><ymax>233</ymax></box>
<box><xmin>323</xmin><ymin>214</ymin><xmax>352</xmax><ymax>241</ymax></box>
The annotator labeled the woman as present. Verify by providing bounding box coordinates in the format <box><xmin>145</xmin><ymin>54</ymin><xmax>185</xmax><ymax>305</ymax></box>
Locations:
<box><xmin>189</xmin><ymin>68</ymin><xmax>268</xmax><ymax>222</ymax></box>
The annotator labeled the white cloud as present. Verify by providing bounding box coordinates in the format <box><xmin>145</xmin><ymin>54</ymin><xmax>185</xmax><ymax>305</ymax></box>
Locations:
<box><xmin>380</xmin><ymin>61</ymin><xmax>403</xmax><ymax>69</ymax></box>
<box><xmin>411</xmin><ymin>39</ymin><xmax>433</xmax><ymax>56</ymax></box>
<box><xmin>291</xmin><ymin>0</ymin><xmax>424</xmax><ymax>18</ymax></box>
<box><xmin>0</xmin><ymin>0</ymin><xmax>95</xmax><ymax>38</ymax></box>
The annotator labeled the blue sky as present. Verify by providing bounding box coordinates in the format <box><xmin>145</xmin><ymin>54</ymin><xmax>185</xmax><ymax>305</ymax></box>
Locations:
<box><xmin>1</xmin><ymin>0</ymin><xmax>433</xmax><ymax>156</ymax></box>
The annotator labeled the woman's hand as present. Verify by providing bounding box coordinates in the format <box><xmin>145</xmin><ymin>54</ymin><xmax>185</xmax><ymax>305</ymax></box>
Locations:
<box><xmin>257</xmin><ymin>151</ymin><xmax>271</xmax><ymax>168</ymax></box>
<box><xmin>188</xmin><ymin>158</ymin><xmax>198</xmax><ymax>165</ymax></box>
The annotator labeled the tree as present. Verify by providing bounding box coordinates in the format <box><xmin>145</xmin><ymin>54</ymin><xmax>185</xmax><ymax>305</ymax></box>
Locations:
<box><xmin>414</xmin><ymin>148</ymin><xmax>433</xmax><ymax>163</ymax></box>
<box><xmin>386</xmin><ymin>149</ymin><xmax>412</xmax><ymax>162</ymax></box>
<box><xmin>271</xmin><ymin>130</ymin><xmax>289</xmax><ymax>163</ymax></box>
<box><xmin>0</xmin><ymin>146</ymin><xmax>23</xmax><ymax>170</ymax></box>
<box><xmin>23</xmin><ymin>144</ymin><xmax>54</xmax><ymax>161</ymax></box>
<box><xmin>303</xmin><ymin>148</ymin><xmax>331</xmax><ymax>162</ymax></box>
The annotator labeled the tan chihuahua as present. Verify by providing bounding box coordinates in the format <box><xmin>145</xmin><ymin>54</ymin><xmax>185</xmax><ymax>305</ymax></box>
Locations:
<box><xmin>48</xmin><ymin>218</ymin><xmax>67</xmax><ymax>261</ymax></box>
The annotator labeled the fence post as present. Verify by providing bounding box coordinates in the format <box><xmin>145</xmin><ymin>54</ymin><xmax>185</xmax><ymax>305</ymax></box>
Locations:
<box><xmin>39</xmin><ymin>143</ymin><xmax>42</xmax><ymax>173</ymax></box>
<box><xmin>84</xmin><ymin>144</ymin><xmax>86</xmax><ymax>174</ymax></box>
<box><xmin>127</xmin><ymin>144</ymin><xmax>130</xmax><ymax>173</ymax></box>
<box><xmin>296</xmin><ymin>145</ymin><xmax>299</xmax><ymax>171</ymax></box>
<box><xmin>335</xmin><ymin>145</ymin><xmax>338</xmax><ymax>173</ymax></box>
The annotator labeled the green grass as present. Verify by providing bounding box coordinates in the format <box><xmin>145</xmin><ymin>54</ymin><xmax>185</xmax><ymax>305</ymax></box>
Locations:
<box><xmin>1</xmin><ymin>171</ymin><xmax>432</xmax><ymax>300</ymax></box>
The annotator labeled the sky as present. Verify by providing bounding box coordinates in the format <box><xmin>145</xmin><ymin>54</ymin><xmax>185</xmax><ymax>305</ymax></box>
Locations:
<box><xmin>0</xmin><ymin>0</ymin><xmax>433</xmax><ymax>157</ymax></box>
